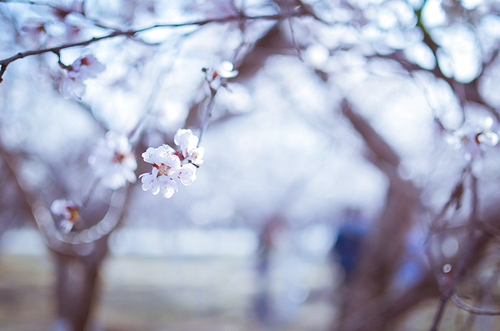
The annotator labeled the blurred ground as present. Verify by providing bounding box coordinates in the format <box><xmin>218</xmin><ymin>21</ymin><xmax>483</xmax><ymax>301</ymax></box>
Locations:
<box><xmin>0</xmin><ymin>234</ymin><xmax>494</xmax><ymax>331</ymax></box>
<box><xmin>0</xmin><ymin>254</ymin><xmax>335</xmax><ymax>331</ymax></box>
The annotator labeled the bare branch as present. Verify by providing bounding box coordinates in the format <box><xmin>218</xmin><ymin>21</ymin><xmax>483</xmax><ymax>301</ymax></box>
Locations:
<box><xmin>198</xmin><ymin>85</ymin><xmax>218</xmax><ymax>145</ymax></box>
<box><xmin>452</xmin><ymin>294</ymin><xmax>500</xmax><ymax>316</ymax></box>
<box><xmin>0</xmin><ymin>139</ymin><xmax>129</xmax><ymax>250</ymax></box>
<box><xmin>283</xmin><ymin>0</ymin><xmax>302</xmax><ymax>61</ymax></box>
<box><xmin>429</xmin><ymin>172</ymin><xmax>481</xmax><ymax>331</ymax></box>
<box><xmin>341</xmin><ymin>99</ymin><xmax>400</xmax><ymax>168</ymax></box>
<box><xmin>0</xmin><ymin>10</ymin><xmax>313</xmax><ymax>82</ymax></box>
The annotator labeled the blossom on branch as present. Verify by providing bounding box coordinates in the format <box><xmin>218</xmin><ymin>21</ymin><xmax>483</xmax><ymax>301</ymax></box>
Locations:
<box><xmin>203</xmin><ymin>60</ymin><xmax>238</xmax><ymax>90</ymax></box>
<box><xmin>446</xmin><ymin>116</ymin><xmax>499</xmax><ymax>160</ymax></box>
<box><xmin>20</xmin><ymin>21</ymin><xmax>47</xmax><ymax>48</ymax></box>
<box><xmin>174</xmin><ymin>129</ymin><xmax>204</xmax><ymax>166</ymax></box>
<box><xmin>61</xmin><ymin>53</ymin><xmax>106</xmax><ymax>99</ymax></box>
<box><xmin>88</xmin><ymin>131</ymin><xmax>137</xmax><ymax>190</ymax></box>
<box><xmin>140</xmin><ymin>129</ymin><xmax>201</xmax><ymax>199</ymax></box>
<box><xmin>52</xmin><ymin>1</ymin><xmax>84</xmax><ymax>19</ymax></box>
<box><xmin>50</xmin><ymin>199</ymin><xmax>80</xmax><ymax>233</ymax></box>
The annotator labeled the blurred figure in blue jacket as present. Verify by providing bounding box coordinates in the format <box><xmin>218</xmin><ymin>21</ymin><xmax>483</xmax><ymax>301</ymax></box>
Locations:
<box><xmin>331</xmin><ymin>208</ymin><xmax>367</xmax><ymax>284</ymax></box>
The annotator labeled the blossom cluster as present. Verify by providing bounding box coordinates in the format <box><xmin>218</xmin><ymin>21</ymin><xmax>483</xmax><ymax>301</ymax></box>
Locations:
<box><xmin>88</xmin><ymin>131</ymin><xmax>137</xmax><ymax>190</ymax></box>
<box><xmin>50</xmin><ymin>199</ymin><xmax>79</xmax><ymax>233</ymax></box>
<box><xmin>140</xmin><ymin>129</ymin><xmax>204</xmax><ymax>198</ymax></box>
<box><xmin>61</xmin><ymin>53</ymin><xmax>105</xmax><ymax>99</ymax></box>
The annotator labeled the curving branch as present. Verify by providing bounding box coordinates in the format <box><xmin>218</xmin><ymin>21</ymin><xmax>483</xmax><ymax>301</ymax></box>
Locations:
<box><xmin>452</xmin><ymin>294</ymin><xmax>500</xmax><ymax>316</ymax></box>
<box><xmin>0</xmin><ymin>139</ymin><xmax>130</xmax><ymax>253</ymax></box>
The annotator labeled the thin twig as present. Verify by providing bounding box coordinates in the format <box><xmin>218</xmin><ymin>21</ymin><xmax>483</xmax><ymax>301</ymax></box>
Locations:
<box><xmin>452</xmin><ymin>294</ymin><xmax>500</xmax><ymax>316</ymax></box>
<box><xmin>128</xmin><ymin>32</ymin><xmax>192</xmax><ymax>144</ymax></box>
<box><xmin>0</xmin><ymin>0</ymin><xmax>59</xmax><ymax>9</ymax></box>
<box><xmin>0</xmin><ymin>11</ymin><xmax>310</xmax><ymax>82</ymax></box>
<box><xmin>198</xmin><ymin>87</ymin><xmax>217</xmax><ymax>145</ymax></box>
<box><xmin>476</xmin><ymin>220</ymin><xmax>500</xmax><ymax>239</ymax></box>
<box><xmin>428</xmin><ymin>170</ymin><xmax>479</xmax><ymax>331</ymax></box>
<box><xmin>462</xmin><ymin>265</ymin><xmax>500</xmax><ymax>330</ymax></box>
<box><xmin>283</xmin><ymin>0</ymin><xmax>302</xmax><ymax>61</ymax></box>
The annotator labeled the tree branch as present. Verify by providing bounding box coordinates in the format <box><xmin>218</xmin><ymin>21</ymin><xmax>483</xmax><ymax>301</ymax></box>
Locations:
<box><xmin>452</xmin><ymin>294</ymin><xmax>500</xmax><ymax>316</ymax></box>
<box><xmin>341</xmin><ymin>99</ymin><xmax>400</xmax><ymax>168</ymax></box>
<box><xmin>0</xmin><ymin>10</ymin><xmax>312</xmax><ymax>82</ymax></box>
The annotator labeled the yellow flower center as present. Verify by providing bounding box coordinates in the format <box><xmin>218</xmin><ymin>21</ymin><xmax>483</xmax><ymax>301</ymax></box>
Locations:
<box><xmin>66</xmin><ymin>206</ymin><xmax>79</xmax><ymax>223</ymax></box>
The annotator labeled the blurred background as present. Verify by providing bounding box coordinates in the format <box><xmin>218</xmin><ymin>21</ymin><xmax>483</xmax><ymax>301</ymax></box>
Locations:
<box><xmin>1</xmin><ymin>0</ymin><xmax>500</xmax><ymax>330</ymax></box>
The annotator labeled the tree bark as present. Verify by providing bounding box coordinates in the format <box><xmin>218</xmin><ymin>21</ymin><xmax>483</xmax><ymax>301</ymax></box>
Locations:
<box><xmin>334</xmin><ymin>101</ymin><xmax>425</xmax><ymax>330</ymax></box>
<box><xmin>52</xmin><ymin>236</ymin><xmax>108</xmax><ymax>331</ymax></box>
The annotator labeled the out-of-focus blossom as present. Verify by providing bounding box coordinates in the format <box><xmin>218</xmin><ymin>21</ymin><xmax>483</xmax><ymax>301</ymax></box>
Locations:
<box><xmin>72</xmin><ymin>54</ymin><xmax>106</xmax><ymax>79</ymax></box>
<box><xmin>203</xmin><ymin>60</ymin><xmax>238</xmax><ymax>90</ymax></box>
<box><xmin>184</xmin><ymin>0</ymin><xmax>238</xmax><ymax>20</ymax></box>
<box><xmin>446</xmin><ymin>116</ymin><xmax>499</xmax><ymax>160</ymax></box>
<box><xmin>174</xmin><ymin>129</ymin><xmax>204</xmax><ymax>166</ymax></box>
<box><xmin>88</xmin><ymin>131</ymin><xmax>137</xmax><ymax>190</ymax></box>
<box><xmin>304</xmin><ymin>43</ymin><xmax>330</xmax><ymax>70</ymax></box>
<box><xmin>20</xmin><ymin>21</ymin><xmax>46</xmax><ymax>48</ymax></box>
<box><xmin>140</xmin><ymin>129</ymin><xmax>202</xmax><ymax>198</ymax></box>
<box><xmin>215</xmin><ymin>61</ymin><xmax>239</xmax><ymax>79</ymax></box>
<box><xmin>61</xmin><ymin>75</ymin><xmax>86</xmax><ymax>99</ymax></box>
<box><xmin>61</xmin><ymin>53</ymin><xmax>106</xmax><ymax>99</ymax></box>
<box><xmin>50</xmin><ymin>199</ymin><xmax>79</xmax><ymax>233</ymax></box>
<box><xmin>52</xmin><ymin>1</ymin><xmax>84</xmax><ymax>19</ymax></box>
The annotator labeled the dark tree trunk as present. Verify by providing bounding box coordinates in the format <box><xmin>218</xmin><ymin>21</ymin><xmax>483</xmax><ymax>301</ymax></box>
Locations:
<box><xmin>51</xmin><ymin>237</ymin><xmax>108</xmax><ymax>331</ymax></box>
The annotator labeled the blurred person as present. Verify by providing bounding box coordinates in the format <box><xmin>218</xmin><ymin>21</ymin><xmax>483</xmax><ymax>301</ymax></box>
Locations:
<box><xmin>252</xmin><ymin>214</ymin><xmax>286</xmax><ymax>326</ymax></box>
<box><xmin>330</xmin><ymin>208</ymin><xmax>367</xmax><ymax>284</ymax></box>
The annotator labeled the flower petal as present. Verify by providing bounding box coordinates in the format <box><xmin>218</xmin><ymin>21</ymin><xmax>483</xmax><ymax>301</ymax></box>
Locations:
<box><xmin>178</xmin><ymin>163</ymin><xmax>197</xmax><ymax>186</ymax></box>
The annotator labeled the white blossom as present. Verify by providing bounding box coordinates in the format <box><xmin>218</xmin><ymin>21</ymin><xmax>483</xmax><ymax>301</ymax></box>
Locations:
<box><xmin>215</xmin><ymin>61</ymin><xmax>238</xmax><ymax>79</ymax></box>
<box><xmin>174</xmin><ymin>129</ymin><xmax>204</xmax><ymax>166</ymax></box>
<box><xmin>20</xmin><ymin>20</ymin><xmax>46</xmax><ymax>48</ymax></box>
<box><xmin>184</xmin><ymin>0</ymin><xmax>238</xmax><ymax>20</ymax></box>
<box><xmin>178</xmin><ymin>163</ymin><xmax>197</xmax><ymax>185</ymax></box>
<box><xmin>140</xmin><ymin>129</ymin><xmax>203</xmax><ymax>198</ymax></box>
<box><xmin>61</xmin><ymin>75</ymin><xmax>86</xmax><ymax>99</ymax></box>
<box><xmin>204</xmin><ymin>59</ymin><xmax>238</xmax><ymax>90</ymax></box>
<box><xmin>185</xmin><ymin>146</ymin><xmax>204</xmax><ymax>166</ymax></box>
<box><xmin>304</xmin><ymin>43</ymin><xmax>330</xmax><ymax>70</ymax></box>
<box><xmin>88</xmin><ymin>131</ymin><xmax>137</xmax><ymax>190</ymax></box>
<box><xmin>140</xmin><ymin>146</ymin><xmax>183</xmax><ymax>199</ymax></box>
<box><xmin>61</xmin><ymin>53</ymin><xmax>105</xmax><ymax>99</ymax></box>
<box><xmin>50</xmin><ymin>199</ymin><xmax>79</xmax><ymax>233</ymax></box>
<box><xmin>446</xmin><ymin>116</ymin><xmax>499</xmax><ymax>160</ymax></box>
<box><xmin>72</xmin><ymin>54</ymin><xmax>106</xmax><ymax>80</ymax></box>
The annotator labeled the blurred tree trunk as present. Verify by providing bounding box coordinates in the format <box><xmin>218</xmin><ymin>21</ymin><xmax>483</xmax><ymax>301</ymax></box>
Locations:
<box><xmin>334</xmin><ymin>101</ymin><xmax>434</xmax><ymax>330</ymax></box>
<box><xmin>333</xmin><ymin>102</ymin><xmax>500</xmax><ymax>330</ymax></box>
<box><xmin>51</xmin><ymin>237</ymin><xmax>108</xmax><ymax>331</ymax></box>
<box><xmin>0</xmin><ymin>141</ymin><xmax>131</xmax><ymax>331</ymax></box>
